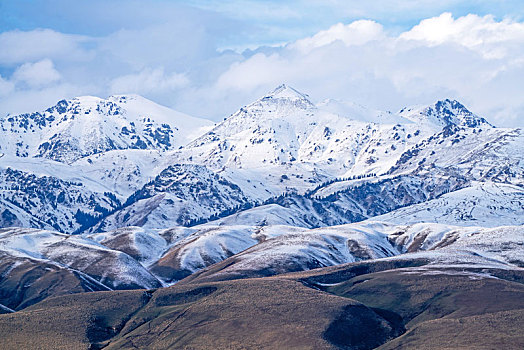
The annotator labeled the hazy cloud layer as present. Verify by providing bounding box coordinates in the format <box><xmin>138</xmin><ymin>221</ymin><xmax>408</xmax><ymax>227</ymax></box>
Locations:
<box><xmin>12</xmin><ymin>59</ymin><xmax>62</xmax><ymax>88</ymax></box>
<box><xmin>0</xmin><ymin>6</ymin><xmax>523</xmax><ymax>127</ymax></box>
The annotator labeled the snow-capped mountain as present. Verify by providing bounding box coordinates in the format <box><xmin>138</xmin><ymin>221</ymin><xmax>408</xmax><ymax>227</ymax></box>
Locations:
<box><xmin>0</xmin><ymin>84</ymin><xmax>521</xmax><ymax>237</ymax></box>
<box><xmin>169</xmin><ymin>85</ymin><xmax>497</xmax><ymax>200</ymax></box>
<box><xmin>0</xmin><ymin>94</ymin><xmax>212</xmax><ymax>164</ymax></box>
<box><xmin>0</xmin><ymin>95</ymin><xmax>215</xmax><ymax>233</ymax></box>
<box><xmin>177</xmin><ymin>84</ymin><xmax>433</xmax><ymax>189</ymax></box>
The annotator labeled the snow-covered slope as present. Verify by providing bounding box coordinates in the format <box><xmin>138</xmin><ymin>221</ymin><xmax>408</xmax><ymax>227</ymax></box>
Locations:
<box><xmin>86</xmin><ymin>226</ymin><xmax>196</xmax><ymax>266</ymax></box>
<box><xmin>388</xmin><ymin>125</ymin><xmax>523</xmax><ymax>186</ymax></box>
<box><xmin>317</xmin><ymin>99</ymin><xmax>410</xmax><ymax>125</ymax></box>
<box><xmin>0</xmin><ymin>227</ymin><xmax>162</xmax><ymax>289</ymax></box>
<box><xmin>88</xmin><ymin>164</ymin><xmax>250</xmax><ymax>232</ymax></box>
<box><xmin>388</xmin><ymin>222</ymin><xmax>524</xmax><ymax>266</ymax></box>
<box><xmin>0</xmin><ymin>167</ymin><xmax>121</xmax><ymax>233</ymax></box>
<box><xmin>372</xmin><ymin>182</ymin><xmax>524</xmax><ymax>227</ymax></box>
<box><xmin>147</xmin><ymin>219</ymin><xmax>523</xmax><ymax>284</ymax></box>
<box><xmin>176</xmin><ymin>222</ymin><xmax>524</xmax><ymax>283</ymax></box>
<box><xmin>202</xmin><ymin>173</ymin><xmax>467</xmax><ymax>229</ymax></box>
<box><xmin>205</xmin><ymin>223</ymin><xmax>399</xmax><ymax>279</ymax></box>
<box><xmin>206</xmin><ymin>203</ymin><xmax>316</xmax><ymax>228</ymax></box>
<box><xmin>1</xmin><ymin>220</ymin><xmax>522</xmax><ymax>309</ymax></box>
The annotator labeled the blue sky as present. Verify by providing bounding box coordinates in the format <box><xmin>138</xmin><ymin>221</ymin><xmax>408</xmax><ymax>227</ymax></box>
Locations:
<box><xmin>3</xmin><ymin>0</ymin><xmax>524</xmax><ymax>45</ymax></box>
<box><xmin>1</xmin><ymin>0</ymin><xmax>524</xmax><ymax>126</ymax></box>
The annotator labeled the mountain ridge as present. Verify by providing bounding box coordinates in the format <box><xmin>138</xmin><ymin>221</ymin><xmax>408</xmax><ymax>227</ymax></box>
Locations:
<box><xmin>0</xmin><ymin>84</ymin><xmax>521</xmax><ymax>236</ymax></box>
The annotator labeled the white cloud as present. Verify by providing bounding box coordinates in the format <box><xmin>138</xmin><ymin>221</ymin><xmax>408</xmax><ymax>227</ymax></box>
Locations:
<box><xmin>110</xmin><ymin>68</ymin><xmax>189</xmax><ymax>94</ymax></box>
<box><xmin>400</xmin><ymin>13</ymin><xmax>524</xmax><ymax>58</ymax></box>
<box><xmin>12</xmin><ymin>59</ymin><xmax>62</xmax><ymax>88</ymax></box>
<box><xmin>0</xmin><ymin>29</ymin><xmax>93</xmax><ymax>65</ymax></box>
<box><xmin>99</xmin><ymin>22</ymin><xmax>217</xmax><ymax>71</ymax></box>
<box><xmin>215</xmin><ymin>53</ymin><xmax>290</xmax><ymax>91</ymax></box>
<box><xmin>0</xmin><ymin>75</ymin><xmax>14</xmax><ymax>96</ymax></box>
<box><xmin>292</xmin><ymin>20</ymin><xmax>385</xmax><ymax>52</ymax></box>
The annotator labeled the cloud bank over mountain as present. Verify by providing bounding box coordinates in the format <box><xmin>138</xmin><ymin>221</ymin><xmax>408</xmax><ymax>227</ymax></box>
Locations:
<box><xmin>0</xmin><ymin>2</ymin><xmax>523</xmax><ymax>127</ymax></box>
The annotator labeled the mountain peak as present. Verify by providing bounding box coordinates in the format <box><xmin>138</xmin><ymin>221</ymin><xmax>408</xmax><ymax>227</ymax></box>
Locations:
<box><xmin>400</xmin><ymin>99</ymin><xmax>493</xmax><ymax>129</ymax></box>
<box><xmin>434</xmin><ymin>99</ymin><xmax>472</xmax><ymax>116</ymax></box>
<box><xmin>261</xmin><ymin>84</ymin><xmax>313</xmax><ymax>104</ymax></box>
<box><xmin>430</xmin><ymin>98</ymin><xmax>493</xmax><ymax>128</ymax></box>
